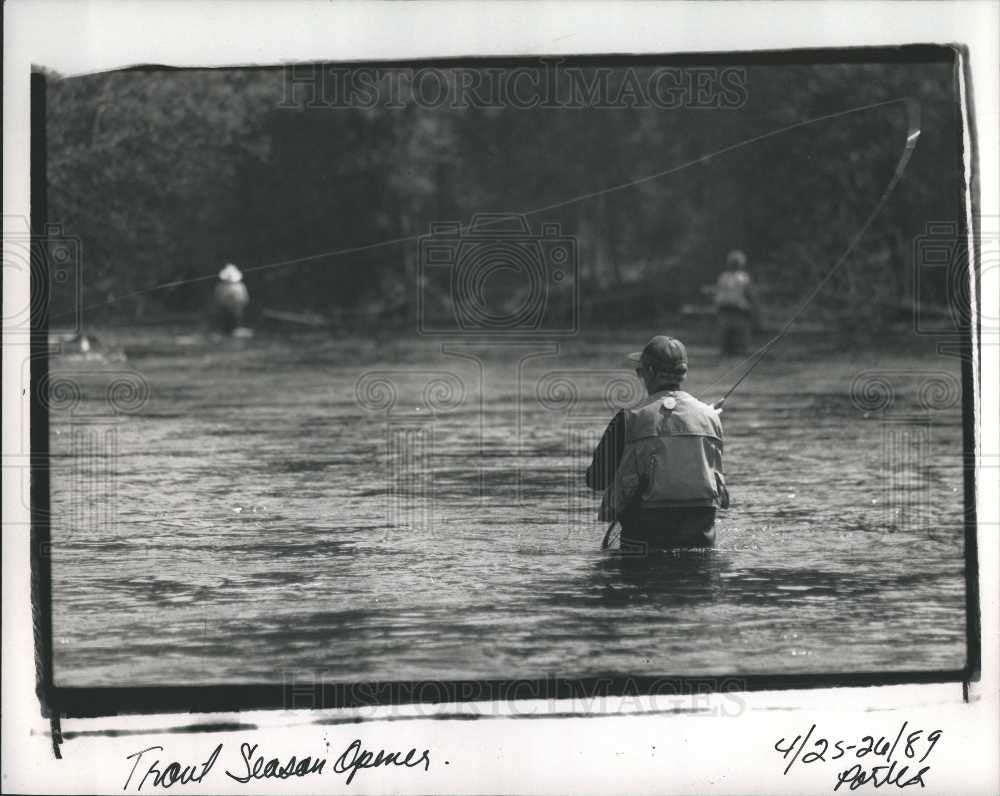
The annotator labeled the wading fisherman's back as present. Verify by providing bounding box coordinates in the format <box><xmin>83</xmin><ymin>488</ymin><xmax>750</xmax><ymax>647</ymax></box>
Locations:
<box><xmin>587</xmin><ymin>335</ymin><xmax>728</xmax><ymax>550</ymax></box>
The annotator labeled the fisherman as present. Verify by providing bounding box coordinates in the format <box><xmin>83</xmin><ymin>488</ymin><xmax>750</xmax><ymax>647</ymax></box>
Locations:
<box><xmin>586</xmin><ymin>335</ymin><xmax>728</xmax><ymax>551</ymax></box>
<box><xmin>213</xmin><ymin>263</ymin><xmax>250</xmax><ymax>334</ymax></box>
<box><xmin>713</xmin><ymin>249</ymin><xmax>758</xmax><ymax>355</ymax></box>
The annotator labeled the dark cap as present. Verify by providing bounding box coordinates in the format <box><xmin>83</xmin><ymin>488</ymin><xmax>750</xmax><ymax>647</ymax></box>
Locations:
<box><xmin>627</xmin><ymin>335</ymin><xmax>688</xmax><ymax>378</ymax></box>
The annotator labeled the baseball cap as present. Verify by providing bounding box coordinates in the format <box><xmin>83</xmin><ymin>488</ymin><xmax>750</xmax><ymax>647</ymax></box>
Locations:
<box><xmin>627</xmin><ymin>335</ymin><xmax>688</xmax><ymax>376</ymax></box>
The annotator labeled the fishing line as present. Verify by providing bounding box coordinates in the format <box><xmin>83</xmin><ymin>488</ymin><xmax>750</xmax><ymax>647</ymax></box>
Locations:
<box><xmin>708</xmin><ymin>98</ymin><xmax>922</xmax><ymax>406</ymax></box>
<box><xmin>603</xmin><ymin>98</ymin><xmax>921</xmax><ymax>551</ymax></box>
<box><xmin>48</xmin><ymin>96</ymin><xmax>914</xmax><ymax>323</ymax></box>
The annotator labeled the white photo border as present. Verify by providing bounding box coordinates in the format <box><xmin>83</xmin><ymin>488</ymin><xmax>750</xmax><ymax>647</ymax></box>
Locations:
<box><xmin>3</xmin><ymin>2</ymin><xmax>997</xmax><ymax>794</ymax></box>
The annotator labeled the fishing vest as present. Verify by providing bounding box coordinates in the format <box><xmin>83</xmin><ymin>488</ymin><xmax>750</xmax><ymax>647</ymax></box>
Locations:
<box><xmin>715</xmin><ymin>270</ymin><xmax>751</xmax><ymax>311</ymax></box>
<box><xmin>599</xmin><ymin>390</ymin><xmax>726</xmax><ymax>520</ymax></box>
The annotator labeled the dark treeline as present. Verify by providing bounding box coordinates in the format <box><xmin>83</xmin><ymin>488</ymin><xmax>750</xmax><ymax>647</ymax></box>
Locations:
<box><xmin>46</xmin><ymin>59</ymin><xmax>963</xmax><ymax>336</ymax></box>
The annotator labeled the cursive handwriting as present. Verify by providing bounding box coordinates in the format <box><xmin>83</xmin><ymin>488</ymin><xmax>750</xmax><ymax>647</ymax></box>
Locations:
<box><xmin>224</xmin><ymin>742</ymin><xmax>326</xmax><ymax>783</ymax></box>
<box><xmin>774</xmin><ymin>722</ymin><xmax>942</xmax><ymax>790</ymax></box>
<box><xmin>332</xmin><ymin>739</ymin><xmax>431</xmax><ymax>785</ymax></box>
<box><xmin>123</xmin><ymin>738</ymin><xmax>433</xmax><ymax>789</ymax></box>
<box><xmin>835</xmin><ymin>761</ymin><xmax>930</xmax><ymax>791</ymax></box>
<box><xmin>123</xmin><ymin>744</ymin><xmax>221</xmax><ymax>791</ymax></box>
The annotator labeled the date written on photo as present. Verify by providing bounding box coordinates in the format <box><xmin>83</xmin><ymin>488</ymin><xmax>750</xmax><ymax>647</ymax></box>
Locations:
<box><xmin>774</xmin><ymin>722</ymin><xmax>942</xmax><ymax>790</ymax></box>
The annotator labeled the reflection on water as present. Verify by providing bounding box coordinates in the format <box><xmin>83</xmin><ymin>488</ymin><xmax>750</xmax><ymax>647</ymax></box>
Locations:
<box><xmin>48</xmin><ymin>330</ymin><xmax>967</xmax><ymax>685</ymax></box>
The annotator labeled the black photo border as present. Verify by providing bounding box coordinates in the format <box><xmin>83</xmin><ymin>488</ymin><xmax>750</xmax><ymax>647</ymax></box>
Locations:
<box><xmin>29</xmin><ymin>44</ymin><xmax>981</xmax><ymax>746</ymax></box>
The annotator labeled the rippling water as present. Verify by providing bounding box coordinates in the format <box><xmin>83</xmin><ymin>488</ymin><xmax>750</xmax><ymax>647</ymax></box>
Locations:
<box><xmin>49</xmin><ymin>328</ymin><xmax>968</xmax><ymax>686</ymax></box>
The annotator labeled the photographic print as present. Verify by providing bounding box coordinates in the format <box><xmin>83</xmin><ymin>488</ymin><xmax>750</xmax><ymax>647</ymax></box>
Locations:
<box><xmin>37</xmin><ymin>51</ymin><xmax>975</xmax><ymax>706</ymax></box>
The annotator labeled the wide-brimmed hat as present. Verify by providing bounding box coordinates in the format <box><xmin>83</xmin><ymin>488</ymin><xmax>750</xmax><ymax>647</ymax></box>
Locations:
<box><xmin>626</xmin><ymin>335</ymin><xmax>688</xmax><ymax>377</ymax></box>
<box><xmin>219</xmin><ymin>263</ymin><xmax>243</xmax><ymax>282</ymax></box>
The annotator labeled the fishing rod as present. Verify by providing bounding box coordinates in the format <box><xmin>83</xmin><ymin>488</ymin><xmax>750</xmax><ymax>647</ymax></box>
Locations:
<box><xmin>602</xmin><ymin>98</ymin><xmax>922</xmax><ymax>551</ymax></box>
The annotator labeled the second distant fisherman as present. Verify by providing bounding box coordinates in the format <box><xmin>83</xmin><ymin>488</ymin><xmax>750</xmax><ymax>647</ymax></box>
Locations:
<box><xmin>713</xmin><ymin>249</ymin><xmax>758</xmax><ymax>356</ymax></box>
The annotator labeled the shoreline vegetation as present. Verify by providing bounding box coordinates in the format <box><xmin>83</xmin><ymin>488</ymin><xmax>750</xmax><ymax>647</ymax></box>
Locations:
<box><xmin>46</xmin><ymin>61</ymin><xmax>963</xmax><ymax>344</ymax></box>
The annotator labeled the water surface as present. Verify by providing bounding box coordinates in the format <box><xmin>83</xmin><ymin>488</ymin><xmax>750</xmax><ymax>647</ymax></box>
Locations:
<box><xmin>49</xmin><ymin>329</ymin><xmax>968</xmax><ymax>685</ymax></box>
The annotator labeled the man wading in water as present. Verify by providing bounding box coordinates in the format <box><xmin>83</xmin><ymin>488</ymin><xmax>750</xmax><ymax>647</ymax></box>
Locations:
<box><xmin>713</xmin><ymin>249</ymin><xmax>759</xmax><ymax>356</ymax></box>
<box><xmin>213</xmin><ymin>263</ymin><xmax>250</xmax><ymax>334</ymax></box>
<box><xmin>586</xmin><ymin>335</ymin><xmax>728</xmax><ymax>551</ymax></box>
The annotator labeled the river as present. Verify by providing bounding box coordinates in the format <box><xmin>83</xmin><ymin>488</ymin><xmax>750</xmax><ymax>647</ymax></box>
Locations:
<box><xmin>47</xmin><ymin>327</ymin><xmax>968</xmax><ymax>686</ymax></box>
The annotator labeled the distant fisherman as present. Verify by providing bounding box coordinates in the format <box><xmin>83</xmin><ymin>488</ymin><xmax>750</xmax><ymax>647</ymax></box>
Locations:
<box><xmin>713</xmin><ymin>249</ymin><xmax>758</xmax><ymax>355</ymax></box>
<box><xmin>586</xmin><ymin>335</ymin><xmax>728</xmax><ymax>550</ymax></box>
<box><xmin>214</xmin><ymin>263</ymin><xmax>250</xmax><ymax>334</ymax></box>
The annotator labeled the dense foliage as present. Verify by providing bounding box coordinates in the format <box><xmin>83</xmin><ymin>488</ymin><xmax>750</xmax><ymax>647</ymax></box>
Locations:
<box><xmin>46</xmin><ymin>59</ymin><xmax>963</xmax><ymax>336</ymax></box>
